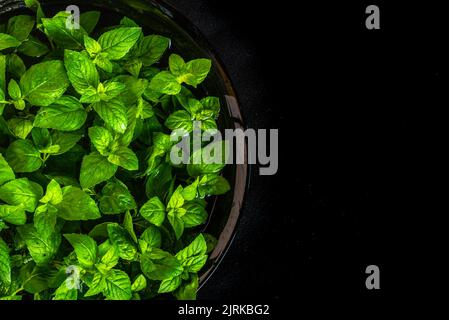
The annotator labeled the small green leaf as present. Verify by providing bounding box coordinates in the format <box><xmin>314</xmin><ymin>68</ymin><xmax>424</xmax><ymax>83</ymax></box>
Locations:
<box><xmin>131</xmin><ymin>274</ymin><xmax>147</xmax><ymax>292</ymax></box>
<box><xmin>130</xmin><ymin>35</ymin><xmax>170</xmax><ymax>66</ymax></box>
<box><xmin>158</xmin><ymin>275</ymin><xmax>182</xmax><ymax>293</ymax></box>
<box><xmin>175</xmin><ymin>234</ymin><xmax>208</xmax><ymax>273</ymax></box>
<box><xmin>0</xmin><ymin>204</ymin><xmax>26</xmax><ymax>225</ymax></box>
<box><xmin>107</xmin><ymin>223</ymin><xmax>137</xmax><ymax>261</ymax></box>
<box><xmin>33</xmin><ymin>204</ymin><xmax>57</xmax><ymax>237</ymax></box>
<box><xmin>167</xmin><ymin>210</ymin><xmax>185</xmax><ymax>240</ymax></box>
<box><xmin>17</xmin><ymin>36</ymin><xmax>49</xmax><ymax>57</ymax></box>
<box><xmin>96</xmin><ymin>242</ymin><xmax>119</xmax><ymax>272</ymax></box>
<box><xmin>0</xmin><ymin>33</ymin><xmax>21</xmax><ymax>50</ymax></box>
<box><xmin>7</xmin><ymin>15</ymin><xmax>35</xmax><ymax>41</ymax></box>
<box><xmin>17</xmin><ymin>224</ymin><xmax>61</xmax><ymax>266</ymax></box>
<box><xmin>7</xmin><ymin>118</ymin><xmax>33</xmax><ymax>139</ymax></box>
<box><xmin>169</xmin><ymin>54</ymin><xmax>186</xmax><ymax>76</ymax></box>
<box><xmin>64</xmin><ymin>234</ymin><xmax>98</xmax><ymax>268</ymax></box>
<box><xmin>64</xmin><ymin>49</ymin><xmax>99</xmax><ymax>95</ymax></box>
<box><xmin>8</xmin><ymin>79</ymin><xmax>21</xmax><ymax>100</ymax></box>
<box><xmin>55</xmin><ymin>186</ymin><xmax>101</xmax><ymax>221</ymax></box>
<box><xmin>84</xmin><ymin>35</ymin><xmax>102</xmax><ymax>57</ymax></box>
<box><xmin>140</xmin><ymin>225</ymin><xmax>161</xmax><ymax>249</ymax></box>
<box><xmin>88</xmin><ymin>126</ymin><xmax>113</xmax><ymax>156</ymax></box>
<box><xmin>50</xmin><ymin>131</ymin><xmax>82</xmax><ymax>155</ymax></box>
<box><xmin>0</xmin><ymin>153</ymin><xmax>15</xmax><ymax>185</ymax></box>
<box><xmin>7</xmin><ymin>54</ymin><xmax>26</xmax><ymax>79</ymax></box>
<box><xmin>149</xmin><ymin>71</ymin><xmax>181</xmax><ymax>95</ymax></box>
<box><xmin>0</xmin><ymin>238</ymin><xmax>11</xmax><ymax>287</ymax></box>
<box><xmin>140</xmin><ymin>248</ymin><xmax>183</xmax><ymax>280</ymax></box>
<box><xmin>40</xmin><ymin>179</ymin><xmax>63</xmax><ymax>205</ymax></box>
<box><xmin>187</xmin><ymin>140</ymin><xmax>229</xmax><ymax>177</ymax></box>
<box><xmin>98</xmin><ymin>27</ymin><xmax>142</xmax><ymax>60</ymax></box>
<box><xmin>91</xmin><ymin>100</ymin><xmax>127</xmax><ymax>134</ymax></box>
<box><xmin>182</xmin><ymin>202</ymin><xmax>208</xmax><ymax>228</ymax></box>
<box><xmin>0</xmin><ymin>178</ymin><xmax>43</xmax><ymax>212</ymax></box>
<box><xmin>183</xmin><ymin>59</ymin><xmax>211</xmax><ymax>87</ymax></box>
<box><xmin>103</xmin><ymin>269</ymin><xmax>132</xmax><ymax>300</ymax></box>
<box><xmin>165</xmin><ymin>110</ymin><xmax>193</xmax><ymax>132</ymax></box>
<box><xmin>53</xmin><ymin>280</ymin><xmax>78</xmax><ymax>300</ymax></box>
<box><xmin>84</xmin><ymin>271</ymin><xmax>106</xmax><ymax>297</ymax></box>
<box><xmin>99</xmin><ymin>179</ymin><xmax>136</xmax><ymax>215</ymax></box>
<box><xmin>107</xmin><ymin>146</ymin><xmax>139</xmax><ymax>171</ymax></box>
<box><xmin>20</xmin><ymin>60</ymin><xmax>70</xmax><ymax>107</ymax></box>
<box><xmin>175</xmin><ymin>274</ymin><xmax>198</xmax><ymax>300</ymax></box>
<box><xmin>42</xmin><ymin>12</ymin><xmax>87</xmax><ymax>50</ymax></box>
<box><xmin>34</xmin><ymin>96</ymin><xmax>87</xmax><ymax>131</ymax></box>
<box><xmin>140</xmin><ymin>196</ymin><xmax>166</xmax><ymax>227</ymax></box>
<box><xmin>79</xmin><ymin>152</ymin><xmax>118</xmax><ymax>189</ymax></box>
<box><xmin>5</xmin><ymin>139</ymin><xmax>42</xmax><ymax>173</ymax></box>
<box><xmin>123</xmin><ymin>210</ymin><xmax>138</xmax><ymax>243</ymax></box>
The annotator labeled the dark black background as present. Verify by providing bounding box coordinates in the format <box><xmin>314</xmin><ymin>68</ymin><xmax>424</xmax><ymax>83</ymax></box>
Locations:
<box><xmin>167</xmin><ymin>0</ymin><xmax>448</xmax><ymax>304</ymax></box>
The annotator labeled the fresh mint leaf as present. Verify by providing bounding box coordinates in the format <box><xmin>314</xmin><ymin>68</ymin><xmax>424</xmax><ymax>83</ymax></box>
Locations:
<box><xmin>91</xmin><ymin>100</ymin><xmax>127</xmax><ymax>134</ymax></box>
<box><xmin>107</xmin><ymin>223</ymin><xmax>137</xmax><ymax>261</ymax></box>
<box><xmin>165</xmin><ymin>110</ymin><xmax>193</xmax><ymax>132</ymax></box>
<box><xmin>7</xmin><ymin>54</ymin><xmax>26</xmax><ymax>79</ymax></box>
<box><xmin>130</xmin><ymin>35</ymin><xmax>170</xmax><ymax>66</ymax></box>
<box><xmin>34</xmin><ymin>96</ymin><xmax>87</xmax><ymax>131</ymax></box>
<box><xmin>40</xmin><ymin>179</ymin><xmax>63</xmax><ymax>205</ymax></box>
<box><xmin>103</xmin><ymin>269</ymin><xmax>132</xmax><ymax>300</ymax></box>
<box><xmin>140</xmin><ymin>248</ymin><xmax>183</xmax><ymax>281</ymax></box>
<box><xmin>0</xmin><ymin>204</ymin><xmax>26</xmax><ymax>225</ymax></box>
<box><xmin>20</xmin><ymin>60</ymin><xmax>69</xmax><ymax>107</ymax></box>
<box><xmin>7</xmin><ymin>15</ymin><xmax>35</xmax><ymax>42</ymax></box>
<box><xmin>175</xmin><ymin>234</ymin><xmax>208</xmax><ymax>273</ymax></box>
<box><xmin>0</xmin><ymin>153</ymin><xmax>15</xmax><ymax>185</ymax></box>
<box><xmin>99</xmin><ymin>180</ymin><xmax>136</xmax><ymax>215</ymax></box>
<box><xmin>53</xmin><ymin>281</ymin><xmax>78</xmax><ymax>300</ymax></box>
<box><xmin>33</xmin><ymin>204</ymin><xmax>57</xmax><ymax>237</ymax></box>
<box><xmin>0</xmin><ymin>178</ymin><xmax>43</xmax><ymax>212</ymax></box>
<box><xmin>80</xmin><ymin>152</ymin><xmax>118</xmax><ymax>189</ymax></box>
<box><xmin>5</xmin><ymin>139</ymin><xmax>42</xmax><ymax>172</ymax></box>
<box><xmin>140</xmin><ymin>196</ymin><xmax>165</xmax><ymax>227</ymax></box>
<box><xmin>131</xmin><ymin>274</ymin><xmax>147</xmax><ymax>292</ymax></box>
<box><xmin>98</xmin><ymin>27</ymin><xmax>142</xmax><ymax>60</ymax></box>
<box><xmin>140</xmin><ymin>225</ymin><xmax>161</xmax><ymax>249</ymax></box>
<box><xmin>96</xmin><ymin>243</ymin><xmax>119</xmax><ymax>272</ymax></box>
<box><xmin>17</xmin><ymin>224</ymin><xmax>61</xmax><ymax>266</ymax></box>
<box><xmin>158</xmin><ymin>275</ymin><xmax>182</xmax><ymax>293</ymax></box>
<box><xmin>7</xmin><ymin>118</ymin><xmax>33</xmax><ymax>139</ymax></box>
<box><xmin>0</xmin><ymin>238</ymin><xmax>11</xmax><ymax>287</ymax></box>
<box><xmin>84</xmin><ymin>35</ymin><xmax>102</xmax><ymax>57</ymax></box>
<box><xmin>149</xmin><ymin>71</ymin><xmax>181</xmax><ymax>95</ymax></box>
<box><xmin>107</xmin><ymin>146</ymin><xmax>139</xmax><ymax>171</ymax></box>
<box><xmin>64</xmin><ymin>50</ymin><xmax>99</xmax><ymax>95</ymax></box>
<box><xmin>42</xmin><ymin>12</ymin><xmax>87</xmax><ymax>50</ymax></box>
<box><xmin>0</xmin><ymin>33</ymin><xmax>21</xmax><ymax>50</ymax></box>
<box><xmin>17</xmin><ymin>36</ymin><xmax>49</xmax><ymax>57</ymax></box>
<box><xmin>55</xmin><ymin>186</ymin><xmax>101</xmax><ymax>220</ymax></box>
<box><xmin>182</xmin><ymin>202</ymin><xmax>208</xmax><ymax>228</ymax></box>
<box><xmin>88</xmin><ymin>126</ymin><xmax>113</xmax><ymax>156</ymax></box>
<box><xmin>64</xmin><ymin>233</ymin><xmax>98</xmax><ymax>268</ymax></box>
<box><xmin>175</xmin><ymin>274</ymin><xmax>198</xmax><ymax>300</ymax></box>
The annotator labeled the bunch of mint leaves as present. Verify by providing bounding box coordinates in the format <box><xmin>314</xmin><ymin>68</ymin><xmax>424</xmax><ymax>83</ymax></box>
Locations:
<box><xmin>0</xmin><ymin>1</ymin><xmax>230</xmax><ymax>300</ymax></box>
